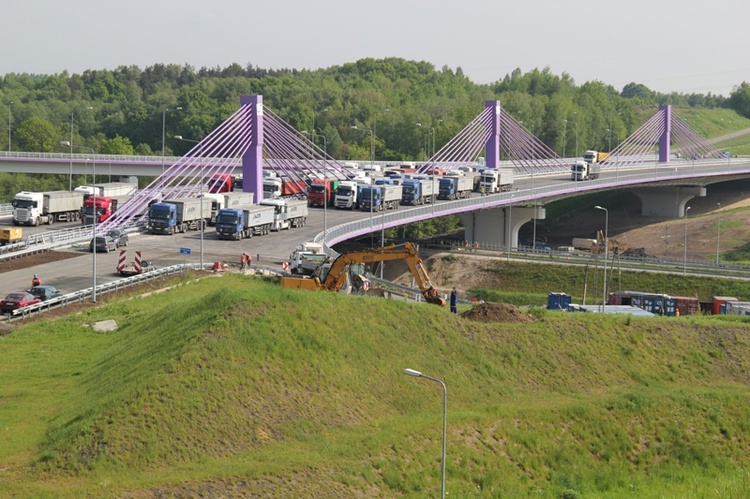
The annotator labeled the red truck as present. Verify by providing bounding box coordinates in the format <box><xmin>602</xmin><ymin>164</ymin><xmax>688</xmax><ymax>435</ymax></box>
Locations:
<box><xmin>307</xmin><ymin>179</ymin><xmax>340</xmax><ymax>207</ymax></box>
<box><xmin>207</xmin><ymin>173</ymin><xmax>242</xmax><ymax>193</ymax></box>
<box><xmin>81</xmin><ymin>196</ymin><xmax>129</xmax><ymax>224</ymax></box>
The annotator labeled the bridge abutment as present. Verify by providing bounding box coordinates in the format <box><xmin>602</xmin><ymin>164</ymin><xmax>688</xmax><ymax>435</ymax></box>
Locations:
<box><xmin>457</xmin><ymin>204</ymin><xmax>546</xmax><ymax>248</ymax></box>
<box><xmin>632</xmin><ymin>186</ymin><xmax>706</xmax><ymax>217</ymax></box>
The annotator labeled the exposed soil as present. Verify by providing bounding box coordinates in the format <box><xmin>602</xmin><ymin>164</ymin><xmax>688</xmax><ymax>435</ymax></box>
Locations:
<box><xmin>0</xmin><ymin>250</ymin><xmax>83</xmax><ymax>274</ymax></box>
<box><xmin>460</xmin><ymin>301</ymin><xmax>535</xmax><ymax>323</ymax></box>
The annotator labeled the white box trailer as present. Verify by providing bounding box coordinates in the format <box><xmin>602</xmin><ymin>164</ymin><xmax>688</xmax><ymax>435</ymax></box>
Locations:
<box><xmin>260</xmin><ymin>198</ymin><xmax>309</xmax><ymax>230</ymax></box>
<box><xmin>12</xmin><ymin>190</ymin><xmax>84</xmax><ymax>226</ymax></box>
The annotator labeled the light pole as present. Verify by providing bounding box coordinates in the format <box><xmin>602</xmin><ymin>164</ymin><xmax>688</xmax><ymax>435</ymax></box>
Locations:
<box><xmin>303</xmin><ymin>130</ymin><xmax>329</xmax><ymax>243</ymax></box>
<box><xmin>161</xmin><ymin>107</ymin><xmax>182</xmax><ymax>174</ymax></box>
<box><xmin>416</xmin><ymin>123</ymin><xmax>437</xmax><ymax>216</ymax></box>
<box><xmin>351</xmin><ymin>125</ymin><xmax>375</xmax><ymax>246</ymax></box>
<box><xmin>62</xmin><ymin>140</ymin><xmax>97</xmax><ymax>302</ymax></box>
<box><xmin>716</xmin><ymin>203</ymin><xmax>721</xmax><ymax>265</ymax></box>
<box><xmin>683</xmin><ymin>206</ymin><xmax>691</xmax><ymax>274</ymax></box>
<box><xmin>574</xmin><ymin>121</ymin><xmax>579</xmax><ymax>159</ymax></box>
<box><xmin>404</xmin><ymin>368</ymin><xmax>446</xmax><ymax>499</ymax></box>
<box><xmin>7</xmin><ymin>102</ymin><xmax>12</xmax><ymax>152</ymax></box>
<box><xmin>174</xmin><ymin>135</ymin><xmax>205</xmax><ymax>269</ymax></box>
<box><xmin>595</xmin><ymin>206</ymin><xmax>608</xmax><ymax>312</ymax></box>
<box><xmin>69</xmin><ymin>106</ymin><xmax>93</xmax><ymax>191</ymax></box>
<box><xmin>562</xmin><ymin>119</ymin><xmax>568</xmax><ymax>159</ymax></box>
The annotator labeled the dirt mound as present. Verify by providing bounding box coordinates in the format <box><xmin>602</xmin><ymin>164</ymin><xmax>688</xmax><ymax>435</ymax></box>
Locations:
<box><xmin>460</xmin><ymin>302</ymin><xmax>534</xmax><ymax>323</ymax></box>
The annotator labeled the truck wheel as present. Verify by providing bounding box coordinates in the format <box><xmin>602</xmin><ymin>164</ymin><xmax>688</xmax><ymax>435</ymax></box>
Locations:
<box><xmin>34</xmin><ymin>217</ymin><xmax>40</xmax><ymax>227</ymax></box>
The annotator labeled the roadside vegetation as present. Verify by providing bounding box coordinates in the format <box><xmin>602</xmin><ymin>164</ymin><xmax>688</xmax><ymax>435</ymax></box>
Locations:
<box><xmin>1</xmin><ymin>273</ymin><xmax>750</xmax><ymax>497</ymax></box>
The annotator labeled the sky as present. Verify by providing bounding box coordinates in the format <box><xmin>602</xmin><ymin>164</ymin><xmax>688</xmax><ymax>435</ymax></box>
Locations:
<box><xmin>2</xmin><ymin>0</ymin><xmax>749</xmax><ymax>97</ymax></box>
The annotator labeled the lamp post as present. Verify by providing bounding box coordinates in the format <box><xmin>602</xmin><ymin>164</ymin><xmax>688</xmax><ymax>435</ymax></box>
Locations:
<box><xmin>161</xmin><ymin>107</ymin><xmax>182</xmax><ymax>174</ymax></box>
<box><xmin>303</xmin><ymin>130</ymin><xmax>329</xmax><ymax>243</ymax></box>
<box><xmin>562</xmin><ymin>119</ymin><xmax>568</xmax><ymax>159</ymax></box>
<box><xmin>683</xmin><ymin>206</ymin><xmax>691</xmax><ymax>275</ymax></box>
<box><xmin>7</xmin><ymin>102</ymin><xmax>12</xmax><ymax>152</ymax></box>
<box><xmin>416</xmin><ymin>123</ymin><xmax>437</xmax><ymax>216</ymax></box>
<box><xmin>595</xmin><ymin>206</ymin><xmax>608</xmax><ymax>312</ymax></box>
<box><xmin>62</xmin><ymin>141</ymin><xmax>97</xmax><ymax>302</ymax></box>
<box><xmin>574</xmin><ymin>121</ymin><xmax>579</xmax><ymax>159</ymax></box>
<box><xmin>404</xmin><ymin>368</ymin><xmax>447</xmax><ymax>499</ymax></box>
<box><xmin>351</xmin><ymin>125</ymin><xmax>375</xmax><ymax>246</ymax></box>
<box><xmin>68</xmin><ymin>106</ymin><xmax>93</xmax><ymax>191</ymax></box>
<box><xmin>174</xmin><ymin>135</ymin><xmax>205</xmax><ymax>269</ymax></box>
<box><xmin>716</xmin><ymin>203</ymin><xmax>721</xmax><ymax>266</ymax></box>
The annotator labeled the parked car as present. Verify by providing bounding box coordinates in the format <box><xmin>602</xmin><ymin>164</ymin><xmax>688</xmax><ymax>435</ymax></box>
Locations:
<box><xmin>105</xmin><ymin>228</ymin><xmax>129</xmax><ymax>248</ymax></box>
<box><xmin>0</xmin><ymin>291</ymin><xmax>42</xmax><ymax>313</ymax></box>
<box><xmin>28</xmin><ymin>285</ymin><xmax>63</xmax><ymax>301</ymax></box>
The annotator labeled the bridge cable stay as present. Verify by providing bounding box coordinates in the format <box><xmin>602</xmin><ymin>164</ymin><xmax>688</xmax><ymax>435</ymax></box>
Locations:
<box><xmin>600</xmin><ymin>111</ymin><xmax>665</xmax><ymax>167</ymax></box>
<box><xmin>600</xmin><ymin>108</ymin><xmax>725</xmax><ymax>169</ymax></box>
<box><xmin>499</xmin><ymin>113</ymin><xmax>568</xmax><ymax>174</ymax></box>
<box><xmin>669</xmin><ymin>114</ymin><xmax>725</xmax><ymax>160</ymax></box>
<box><xmin>101</xmin><ymin>101</ymin><xmax>357</xmax><ymax>230</ymax></box>
<box><xmin>100</xmin><ymin>104</ymin><xmax>255</xmax><ymax>230</ymax></box>
<box><xmin>417</xmin><ymin>107</ymin><xmax>494</xmax><ymax>174</ymax></box>
<box><xmin>262</xmin><ymin>107</ymin><xmax>351</xmax><ymax>182</ymax></box>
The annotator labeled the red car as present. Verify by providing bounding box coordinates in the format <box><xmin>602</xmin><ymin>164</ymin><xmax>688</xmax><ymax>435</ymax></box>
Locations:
<box><xmin>0</xmin><ymin>291</ymin><xmax>42</xmax><ymax>313</ymax></box>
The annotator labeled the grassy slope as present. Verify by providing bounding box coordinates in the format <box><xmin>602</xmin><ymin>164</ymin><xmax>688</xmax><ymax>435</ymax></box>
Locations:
<box><xmin>1</xmin><ymin>274</ymin><xmax>750</xmax><ymax>497</ymax></box>
<box><xmin>672</xmin><ymin>107</ymin><xmax>750</xmax><ymax>155</ymax></box>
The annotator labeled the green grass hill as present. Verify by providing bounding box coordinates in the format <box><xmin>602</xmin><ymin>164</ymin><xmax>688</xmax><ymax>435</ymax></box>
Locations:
<box><xmin>1</xmin><ymin>273</ymin><xmax>750</xmax><ymax>497</ymax></box>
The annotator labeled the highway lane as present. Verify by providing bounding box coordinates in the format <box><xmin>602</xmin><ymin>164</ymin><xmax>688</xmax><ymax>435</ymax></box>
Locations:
<box><xmin>0</xmin><ymin>163</ymin><xmax>729</xmax><ymax>299</ymax></box>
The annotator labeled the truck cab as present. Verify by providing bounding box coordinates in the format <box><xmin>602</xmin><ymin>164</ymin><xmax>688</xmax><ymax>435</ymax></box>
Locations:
<box><xmin>147</xmin><ymin>202</ymin><xmax>177</xmax><ymax>234</ymax></box>
<box><xmin>334</xmin><ymin>181</ymin><xmax>360</xmax><ymax>209</ymax></box>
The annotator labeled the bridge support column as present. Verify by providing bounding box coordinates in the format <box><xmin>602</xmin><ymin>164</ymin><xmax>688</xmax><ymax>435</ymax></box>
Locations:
<box><xmin>632</xmin><ymin>186</ymin><xmax>706</xmax><ymax>217</ymax></box>
<box><xmin>485</xmin><ymin>100</ymin><xmax>501</xmax><ymax>169</ymax></box>
<box><xmin>241</xmin><ymin>95</ymin><xmax>264</xmax><ymax>203</ymax></box>
<box><xmin>658</xmin><ymin>104</ymin><xmax>671</xmax><ymax>163</ymax></box>
<box><xmin>457</xmin><ymin>205</ymin><xmax>545</xmax><ymax>248</ymax></box>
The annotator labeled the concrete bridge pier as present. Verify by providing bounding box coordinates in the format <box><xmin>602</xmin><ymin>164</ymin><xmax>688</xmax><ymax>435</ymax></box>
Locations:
<box><xmin>457</xmin><ymin>204</ymin><xmax>546</xmax><ymax>248</ymax></box>
<box><xmin>632</xmin><ymin>186</ymin><xmax>706</xmax><ymax>217</ymax></box>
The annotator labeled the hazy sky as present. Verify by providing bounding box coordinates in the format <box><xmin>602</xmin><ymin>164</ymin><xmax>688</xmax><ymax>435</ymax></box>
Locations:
<box><xmin>3</xmin><ymin>0</ymin><xmax>748</xmax><ymax>97</ymax></box>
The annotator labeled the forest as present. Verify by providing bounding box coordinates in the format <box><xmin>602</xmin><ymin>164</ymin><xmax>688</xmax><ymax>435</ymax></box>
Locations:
<box><xmin>1</xmin><ymin>58</ymin><xmax>745</xmax><ymax>162</ymax></box>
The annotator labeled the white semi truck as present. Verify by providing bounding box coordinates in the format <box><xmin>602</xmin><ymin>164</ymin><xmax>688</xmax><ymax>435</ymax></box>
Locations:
<box><xmin>12</xmin><ymin>190</ymin><xmax>84</xmax><ymax>226</ymax></box>
<box><xmin>478</xmin><ymin>168</ymin><xmax>514</xmax><ymax>193</ymax></box>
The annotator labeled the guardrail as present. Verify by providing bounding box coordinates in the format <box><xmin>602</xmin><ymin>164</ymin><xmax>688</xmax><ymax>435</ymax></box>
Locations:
<box><xmin>0</xmin><ymin>203</ymin><xmax>11</xmax><ymax>217</ymax></box>
<box><xmin>3</xmin><ymin>263</ymin><xmax>201</xmax><ymax>322</ymax></box>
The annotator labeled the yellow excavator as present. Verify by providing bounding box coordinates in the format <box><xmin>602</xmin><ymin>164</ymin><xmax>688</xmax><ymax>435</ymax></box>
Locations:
<box><xmin>281</xmin><ymin>241</ymin><xmax>446</xmax><ymax>306</ymax></box>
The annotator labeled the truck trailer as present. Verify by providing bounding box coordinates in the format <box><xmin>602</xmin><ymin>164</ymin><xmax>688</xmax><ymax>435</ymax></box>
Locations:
<box><xmin>400</xmin><ymin>178</ymin><xmax>435</xmax><ymax>205</ymax></box>
<box><xmin>478</xmin><ymin>168</ymin><xmax>514</xmax><ymax>193</ymax></box>
<box><xmin>74</xmin><ymin>182</ymin><xmax>137</xmax><ymax>199</ymax></box>
<box><xmin>12</xmin><ymin>190</ymin><xmax>84</xmax><ymax>226</ymax></box>
<box><xmin>147</xmin><ymin>197</ymin><xmax>212</xmax><ymax>235</ymax></box>
<box><xmin>359</xmin><ymin>184</ymin><xmax>402</xmax><ymax>211</ymax></box>
<box><xmin>214</xmin><ymin>204</ymin><xmax>275</xmax><ymax>240</ymax></box>
<box><xmin>260</xmin><ymin>198</ymin><xmax>309</xmax><ymax>230</ymax></box>
<box><xmin>438</xmin><ymin>175</ymin><xmax>474</xmax><ymax>200</ymax></box>
<box><xmin>203</xmin><ymin>191</ymin><xmax>255</xmax><ymax>225</ymax></box>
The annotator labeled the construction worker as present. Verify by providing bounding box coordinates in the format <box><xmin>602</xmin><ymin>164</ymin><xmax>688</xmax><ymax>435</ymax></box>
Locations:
<box><xmin>31</xmin><ymin>274</ymin><xmax>41</xmax><ymax>287</ymax></box>
<box><xmin>246</xmin><ymin>253</ymin><xmax>253</xmax><ymax>267</ymax></box>
<box><xmin>240</xmin><ymin>252</ymin><xmax>247</xmax><ymax>270</ymax></box>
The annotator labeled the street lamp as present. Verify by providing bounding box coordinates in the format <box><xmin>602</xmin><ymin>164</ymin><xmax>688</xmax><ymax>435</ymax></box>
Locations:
<box><xmin>404</xmin><ymin>368</ymin><xmax>447</xmax><ymax>499</ymax></box>
<box><xmin>416</xmin><ymin>122</ymin><xmax>437</xmax><ymax>216</ymax></box>
<box><xmin>174</xmin><ymin>135</ymin><xmax>206</xmax><ymax>270</ymax></box>
<box><xmin>62</xmin><ymin>141</ymin><xmax>97</xmax><ymax>302</ymax></box>
<box><xmin>683</xmin><ymin>206</ymin><xmax>691</xmax><ymax>275</ymax></box>
<box><xmin>7</xmin><ymin>102</ymin><xmax>12</xmax><ymax>152</ymax></box>
<box><xmin>716</xmin><ymin>203</ymin><xmax>721</xmax><ymax>265</ymax></box>
<box><xmin>562</xmin><ymin>119</ymin><xmax>568</xmax><ymax>159</ymax></box>
<box><xmin>351</xmin><ymin>125</ymin><xmax>376</xmax><ymax>247</ymax></box>
<box><xmin>574</xmin><ymin>121</ymin><xmax>579</xmax><ymax>159</ymax></box>
<box><xmin>161</xmin><ymin>107</ymin><xmax>182</xmax><ymax>174</ymax></box>
<box><xmin>595</xmin><ymin>206</ymin><xmax>608</xmax><ymax>311</ymax></box>
<box><xmin>303</xmin><ymin>130</ymin><xmax>329</xmax><ymax>243</ymax></box>
<box><xmin>68</xmin><ymin>106</ymin><xmax>93</xmax><ymax>191</ymax></box>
